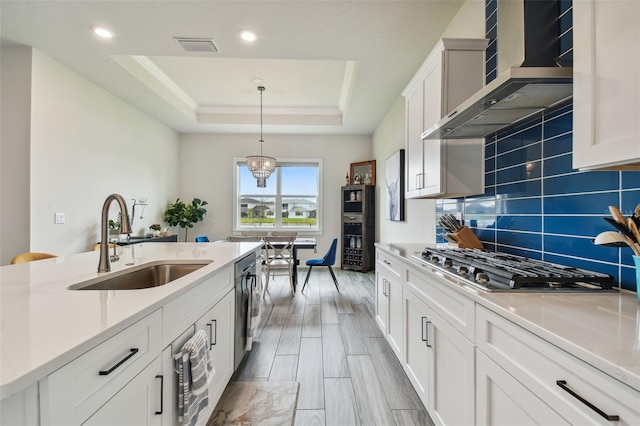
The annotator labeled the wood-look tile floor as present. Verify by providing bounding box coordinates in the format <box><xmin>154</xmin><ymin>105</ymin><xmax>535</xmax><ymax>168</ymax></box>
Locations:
<box><xmin>222</xmin><ymin>268</ymin><xmax>435</xmax><ymax>426</ymax></box>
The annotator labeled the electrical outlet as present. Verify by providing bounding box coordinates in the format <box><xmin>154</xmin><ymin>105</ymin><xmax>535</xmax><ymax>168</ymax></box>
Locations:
<box><xmin>55</xmin><ymin>212</ymin><xmax>65</xmax><ymax>224</ymax></box>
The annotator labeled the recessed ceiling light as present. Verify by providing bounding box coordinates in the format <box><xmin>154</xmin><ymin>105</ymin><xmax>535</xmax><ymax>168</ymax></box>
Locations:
<box><xmin>253</xmin><ymin>78</ymin><xmax>263</xmax><ymax>84</ymax></box>
<box><xmin>93</xmin><ymin>26</ymin><xmax>114</xmax><ymax>39</ymax></box>
<box><xmin>240</xmin><ymin>30</ymin><xmax>257</xmax><ymax>42</ymax></box>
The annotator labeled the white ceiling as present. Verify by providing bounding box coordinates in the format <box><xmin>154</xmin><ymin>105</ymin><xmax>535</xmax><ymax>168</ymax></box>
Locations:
<box><xmin>0</xmin><ymin>0</ymin><xmax>465</xmax><ymax>135</ymax></box>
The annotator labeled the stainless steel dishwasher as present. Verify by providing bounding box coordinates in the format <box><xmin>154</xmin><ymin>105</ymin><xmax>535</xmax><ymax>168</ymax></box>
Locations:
<box><xmin>234</xmin><ymin>252</ymin><xmax>256</xmax><ymax>370</ymax></box>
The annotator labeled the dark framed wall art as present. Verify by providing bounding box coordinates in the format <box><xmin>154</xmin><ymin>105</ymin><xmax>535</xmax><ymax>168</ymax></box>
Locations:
<box><xmin>350</xmin><ymin>160</ymin><xmax>376</xmax><ymax>185</ymax></box>
<box><xmin>385</xmin><ymin>149</ymin><xmax>405</xmax><ymax>221</ymax></box>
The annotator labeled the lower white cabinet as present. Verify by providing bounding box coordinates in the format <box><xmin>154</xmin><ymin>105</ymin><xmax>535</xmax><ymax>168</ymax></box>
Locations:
<box><xmin>0</xmin><ymin>383</ymin><xmax>38</xmax><ymax>425</ymax></box>
<box><xmin>84</xmin><ymin>356</ymin><xmax>163</xmax><ymax>426</ymax></box>
<box><xmin>375</xmin><ymin>250</ymin><xmax>403</xmax><ymax>359</ymax></box>
<box><xmin>403</xmin><ymin>287</ymin><xmax>431</xmax><ymax>406</ymax></box>
<box><xmin>476</xmin><ymin>350</ymin><xmax>568</xmax><ymax>425</ymax></box>
<box><xmin>476</xmin><ymin>305</ymin><xmax>640</xmax><ymax>425</ymax></box>
<box><xmin>40</xmin><ymin>309</ymin><xmax>162</xmax><ymax>425</ymax></box>
<box><xmin>403</xmin><ymin>286</ymin><xmax>475</xmax><ymax>426</ymax></box>
<box><xmin>194</xmin><ymin>288</ymin><xmax>235</xmax><ymax>419</ymax></box>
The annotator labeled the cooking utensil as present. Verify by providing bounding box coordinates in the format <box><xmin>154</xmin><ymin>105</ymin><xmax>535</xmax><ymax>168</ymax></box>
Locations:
<box><xmin>627</xmin><ymin>218</ymin><xmax>640</xmax><ymax>249</ymax></box>
<box><xmin>603</xmin><ymin>217</ymin><xmax>636</xmax><ymax>240</ymax></box>
<box><xmin>609</xmin><ymin>205</ymin><xmax>627</xmax><ymax>224</ymax></box>
<box><xmin>592</xmin><ymin>231</ymin><xmax>630</xmax><ymax>248</ymax></box>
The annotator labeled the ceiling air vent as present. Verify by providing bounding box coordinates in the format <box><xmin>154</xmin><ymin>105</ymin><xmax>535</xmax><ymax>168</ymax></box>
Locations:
<box><xmin>174</xmin><ymin>38</ymin><xmax>219</xmax><ymax>53</ymax></box>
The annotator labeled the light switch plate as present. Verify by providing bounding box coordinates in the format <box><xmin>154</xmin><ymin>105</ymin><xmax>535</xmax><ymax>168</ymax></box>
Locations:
<box><xmin>54</xmin><ymin>212</ymin><xmax>65</xmax><ymax>224</ymax></box>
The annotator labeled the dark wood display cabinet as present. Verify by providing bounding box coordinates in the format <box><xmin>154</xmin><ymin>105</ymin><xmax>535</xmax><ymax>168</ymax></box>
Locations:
<box><xmin>341</xmin><ymin>185</ymin><xmax>375</xmax><ymax>272</ymax></box>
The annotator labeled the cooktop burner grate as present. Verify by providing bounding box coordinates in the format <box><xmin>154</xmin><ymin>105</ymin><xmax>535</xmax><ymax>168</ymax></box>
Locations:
<box><xmin>416</xmin><ymin>248</ymin><xmax>614</xmax><ymax>291</ymax></box>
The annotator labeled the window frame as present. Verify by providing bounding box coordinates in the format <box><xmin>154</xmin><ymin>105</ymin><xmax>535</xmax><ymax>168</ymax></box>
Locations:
<box><xmin>232</xmin><ymin>157</ymin><xmax>323</xmax><ymax>234</ymax></box>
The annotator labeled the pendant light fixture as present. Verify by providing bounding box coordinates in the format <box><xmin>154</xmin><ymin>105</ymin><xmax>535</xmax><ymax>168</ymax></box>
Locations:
<box><xmin>246</xmin><ymin>86</ymin><xmax>277</xmax><ymax>188</ymax></box>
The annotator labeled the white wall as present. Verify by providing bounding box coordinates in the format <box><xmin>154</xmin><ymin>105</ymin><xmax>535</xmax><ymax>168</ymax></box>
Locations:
<box><xmin>179</xmin><ymin>133</ymin><xmax>371</xmax><ymax>261</ymax></box>
<box><xmin>372</xmin><ymin>0</ymin><xmax>485</xmax><ymax>245</ymax></box>
<box><xmin>0</xmin><ymin>47</ymin><xmax>32</xmax><ymax>265</ymax></box>
<box><xmin>20</xmin><ymin>50</ymin><xmax>180</xmax><ymax>258</ymax></box>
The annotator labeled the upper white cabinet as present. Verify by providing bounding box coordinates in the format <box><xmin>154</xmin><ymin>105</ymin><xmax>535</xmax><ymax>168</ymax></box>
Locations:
<box><xmin>402</xmin><ymin>38</ymin><xmax>487</xmax><ymax>198</ymax></box>
<box><xmin>573</xmin><ymin>0</ymin><xmax>640</xmax><ymax>170</ymax></box>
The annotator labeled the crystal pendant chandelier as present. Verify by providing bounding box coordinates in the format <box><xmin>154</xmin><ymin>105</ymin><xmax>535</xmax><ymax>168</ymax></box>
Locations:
<box><xmin>246</xmin><ymin>86</ymin><xmax>276</xmax><ymax>187</ymax></box>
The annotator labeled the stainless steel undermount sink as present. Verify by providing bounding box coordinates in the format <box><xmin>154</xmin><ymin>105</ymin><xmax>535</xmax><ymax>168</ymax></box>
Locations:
<box><xmin>68</xmin><ymin>261</ymin><xmax>212</xmax><ymax>290</ymax></box>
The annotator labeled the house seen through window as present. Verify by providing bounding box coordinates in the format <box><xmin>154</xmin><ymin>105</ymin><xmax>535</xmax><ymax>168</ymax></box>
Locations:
<box><xmin>235</xmin><ymin>160</ymin><xmax>320</xmax><ymax>231</ymax></box>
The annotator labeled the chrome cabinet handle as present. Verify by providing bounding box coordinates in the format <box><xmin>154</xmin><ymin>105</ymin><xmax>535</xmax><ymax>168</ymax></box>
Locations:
<box><xmin>99</xmin><ymin>348</ymin><xmax>139</xmax><ymax>375</ymax></box>
<box><xmin>210</xmin><ymin>319</ymin><xmax>218</xmax><ymax>346</ymax></box>
<box><xmin>381</xmin><ymin>278</ymin><xmax>388</xmax><ymax>296</ymax></box>
<box><xmin>556</xmin><ymin>380</ymin><xmax>619</xmax><ymax>421</ymax></box>
<box><xmin>421</xmin><ymin>317</ymin><xmax>428</xmax><ymax>343</ymax></box>
<box><xmin>425</xmin><ymin>320</ymin><xmax>432</xmax><ymax>347</ymax></box>
<box><xmin>155</xmin><ymin>375</ymin><xmax>164</xmax><ymax>415</ymax></box>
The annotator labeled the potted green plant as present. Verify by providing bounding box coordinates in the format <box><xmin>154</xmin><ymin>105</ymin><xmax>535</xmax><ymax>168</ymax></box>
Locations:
<box><xmin>108</xmin><ymin>213</ymin><xmax>121</xmax><ymax>235</ymax></box>
<box><xmin>163</xmin><ymin>198</ymin><xmax>208</xmax><ymax>242</ymax></box>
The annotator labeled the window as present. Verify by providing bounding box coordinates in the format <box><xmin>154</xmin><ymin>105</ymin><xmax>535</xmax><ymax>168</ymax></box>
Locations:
<box><xmin>234</xmin><ymin>158</ymin><xmax>321</xmax><ymax>232</ymax></box>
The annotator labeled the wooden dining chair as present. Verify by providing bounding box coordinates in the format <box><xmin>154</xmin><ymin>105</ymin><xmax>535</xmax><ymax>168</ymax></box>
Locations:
<box><xmin>241</xmin><ymin>231</ymin><xmax>268</xmax><ymax>237</ymax></box>
<box><xmin>262</xmin><ymin>235</ymin><xmax>295</xmax><ymax>296</ymax></box>
<box><xmin>227</xmin><ymin>236</ymin><xmax>262</xmax><ymax>242</ymax></box>
<box><xmin>271</xmin><ymin>231</ymin><xmax>297</xmax><ymax>238</ymax></box>
<box><xmin>10</xmin><ymin>252</ymin><xmax>57</xmax><ymax>264</ymax></box>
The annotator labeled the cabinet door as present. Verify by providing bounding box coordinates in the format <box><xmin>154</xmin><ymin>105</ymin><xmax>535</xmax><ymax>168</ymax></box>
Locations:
<box><xmin>207</xmin><ymin>289</ymin><xmax>235</xmax><ymax>402</ymax></box>
<box><xmin>421</xmin><ymin>53</ymin><xmax>444</xmax><ymax>195</ymax></box>
<box><xmin>375</xmin><ymin>269</ymin><xmax>389</xmax><ymax>334</ymax></box>
<box><xmin>403</xmin><ymin>288</ymin><xmax>430</xmax><ymax>408</ymax></box>
<box><xmin>195</xmin><ymin>288</ymin><xmax>235</xmax><ymax>410</ymax></box>
<box><xmin>573</xmin><ymin>0</ymin><xmax>640</xmax><ymax>170</ymax></box>
<box><xmin>476</xmin><ymin>350</ymin><xmax>568</xmax><ymax>426</ymax></box>
<box><xmin>429</xmin><ymin>309</ymin><xmax>475</xmax><ymax>426</ymax></box>
<box><xmin>84</xmin><ymin>356</ymin><xmax>163</xmax><ymax>426</ymax></box>
<box><xmin>387</xmin><ymin>272</ymin><xmax>403</xmax><ymax>359</ymax></box>
<box><xmin>405</xmin><ymin>84</ymin><xmax>425</xmax><ymax>195</ymax></box>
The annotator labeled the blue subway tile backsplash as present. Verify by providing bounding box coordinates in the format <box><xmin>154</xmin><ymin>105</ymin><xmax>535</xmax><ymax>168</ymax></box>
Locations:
<box><xmin>436</xmin><ymin>101</ymin><xmax>640</xmax><ymax>292</ymax></box>
<box><xmin>440</xmin><ymin>0</ymin><xmax>640</xmax><ymax>292</ymax></box>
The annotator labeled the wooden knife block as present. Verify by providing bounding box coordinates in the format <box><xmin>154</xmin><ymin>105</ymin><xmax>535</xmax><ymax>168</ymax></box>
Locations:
<box><xmin>450</xmin><ymin>226</ymin><xmax>484</xmax><ymax>249</ymax></box>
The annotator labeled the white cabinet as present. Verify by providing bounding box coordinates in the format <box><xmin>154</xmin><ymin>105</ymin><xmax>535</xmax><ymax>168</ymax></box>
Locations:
<box><xmin>0</xmin><ymin>383</ymin><xmax>38</xmax><ymax>425</ymax></box>
<box><xmin>375</xmin><ymin>249</ymin><xmax>403</xmax><ymax>359</ymax></box>
<box><xmin>84</xmin><ymin>356</ymin><xmax>163</xmax><ymax>426</ymax></box>
<box><xmin>403</xmin><ymin>281</ymin><xmax>475</xmax><ymax>426</ymax></box>
<box><xmin>195</xmin><ymin>288</ymin><xmax>235</xmax><ymax>411</ymax></box>
<box><xmin>403</xmin><ymin>287</ymin><xmax>431</xmax><ymax>406</ymax></box>
<box><xmin>573</xmin><ymin>0</ymin><xmax>640</xmax><ymax>170</ymax></box>
<box><xmin>162</xmin><ymin>288</ymin><xmax>235</xmax><ymax>426</ymax></box>
<box><xmin>402</xmin><ymin>38</ymin><xmax>487</xmax><ymax>198</ymax></box>
<box><xmin>476</xmin><ymin>305</ymin><xmax>640</xmax><ymax>425</ymax></box>
<box><xmin>40</xmin><ymin>309</ymin><xmax>162</xmax><ymax>425</ymax></box>
<box><xmin>476</xmin><ymin>350</ymin><xmax>568</xmax><ymax>425</ymax></box>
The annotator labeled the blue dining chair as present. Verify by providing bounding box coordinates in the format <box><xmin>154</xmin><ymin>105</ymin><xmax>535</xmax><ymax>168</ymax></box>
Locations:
<box><xmin>301</xmin><ymin>238</ymin><xmax>339</xmax><ymax>293</ymax></box>
<box><xmin>195</xmin><ymin>236</ymin><xmax>210</xmax><ymax>242</ymax></box>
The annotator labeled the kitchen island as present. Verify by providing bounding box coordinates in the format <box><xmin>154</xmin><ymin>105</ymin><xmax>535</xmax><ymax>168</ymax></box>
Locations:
<box><xmin>0</xmin><ymin>241</ymin><xmax>261</xmax><ymax>424</ymax></box>
<box><xmin>376</xmin><ymin>242</ymin><xmax>640</xmax><ymax>425</ymax></box>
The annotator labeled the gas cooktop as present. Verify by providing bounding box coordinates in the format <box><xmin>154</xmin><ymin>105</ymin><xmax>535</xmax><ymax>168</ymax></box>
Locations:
<box><xmin>411</xmin><ymin>248</ymin><xmax>615</xmax><ymax>292</ymax></box>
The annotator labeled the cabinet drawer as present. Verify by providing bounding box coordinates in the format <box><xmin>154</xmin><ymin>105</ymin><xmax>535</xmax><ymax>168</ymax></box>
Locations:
<box><xmin>406</xmin><ymin>265</ymin><xmax>475</xmax><ymax>341</ymax></box>
<box><xmin>41</xmin><ymin>309</ymin><xmax>162</xmax><ymax>425</ymax></box>
<box><xmin>343</xmin><ymin>214</ymin><xmax>363</xmax><ymax>223</ymax></box>
<box><xmin>376</xmin><ymin>249</ymin><xmax>402</xmax><ymax>279</ymax></box>
<box><xmin>477</xmin><ymin>306</ymin><xmax>640</xmax><ymax>425</ymax></box>
<box><xmin>163</xmin><ymin>265</ymin><xmax>232</xmax><ymax>345</ymax></box>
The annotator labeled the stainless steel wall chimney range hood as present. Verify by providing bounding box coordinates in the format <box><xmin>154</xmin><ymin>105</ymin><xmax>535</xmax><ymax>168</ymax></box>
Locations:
<box><xmin>422</xmin><ymin>0</ymin><xmax>572</xmax><ymax>140</ymax></box>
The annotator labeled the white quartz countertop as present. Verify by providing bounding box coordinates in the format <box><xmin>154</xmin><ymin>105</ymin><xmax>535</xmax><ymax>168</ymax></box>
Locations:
<box><xmin>0</xmin><ymin>242</ymin><xmax>261</xmax><ymax>399</ymax></box>
<box><xmin>376</xmin><ymin>243</ymin><xmax>640</xmax><ymax>392</ymax></box>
